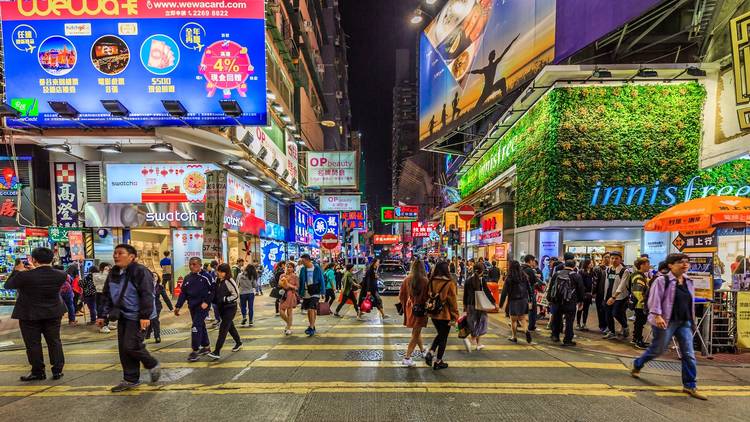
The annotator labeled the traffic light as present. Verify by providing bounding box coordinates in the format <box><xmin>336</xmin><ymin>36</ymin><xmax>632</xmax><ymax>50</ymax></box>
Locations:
<box><xmin>448</xmin><ymin>229</ymin><xmax>460</xmax><ymax>246</ymax></box>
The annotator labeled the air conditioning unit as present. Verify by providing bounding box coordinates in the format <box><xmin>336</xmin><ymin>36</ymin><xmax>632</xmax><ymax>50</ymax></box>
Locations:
<box><xmin>281</xmin><ymin>169</ymin><xmax>290</xmax><ymax>180</ymax></box>
<box><xmin>303</xmin><ymin>20</ymin><xmax>313</xmax><ymax>32</ymax></box>
<box><xmin>271</xmin><ymin>158</ymin><xmax>281</xmax><ymax>171</ymax></box>
<box><xmin>258</xmin><ymin>146</ymin><xmax>269</xmax><ymax>160</ymax></box>
<box><xmin>335</xmin><ymin>91</ymin><xmax>343</xmax><ymax>100</ymax></box>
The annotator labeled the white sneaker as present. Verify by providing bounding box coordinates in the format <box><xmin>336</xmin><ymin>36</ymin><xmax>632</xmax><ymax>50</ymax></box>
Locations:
<box><xmin>284</xmin><ymin>329</ymin><xmax>292</xmax><ymax>336</ymax></box>
<box><xmin>463</xmin><ymin>338</ymin><xmax>472</xmax><ymax>353</ymax></box>
<box><xmin>401</xmin><ymin>358</ymin><xmax>416</xmax><ymax>367</ymax></box>
<box><xmin>476</xmin><ymin>344</ymin><xmax>485</xmax><ymax>351</ymax></box>
<box><xmin>99</xmin><ymin>326</ymin><xmax>111</xmax><ymax>334</ymax></box>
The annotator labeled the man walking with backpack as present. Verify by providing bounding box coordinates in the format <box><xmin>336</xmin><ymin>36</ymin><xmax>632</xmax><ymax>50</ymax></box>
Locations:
<box><xmin>604</xmin><ymin>252</ymin><xmax>631</xmax><ymax>340</ymax></box>
<box><xmin>631</xmin><ymin>253</ymin><xmax>707</xmax><ymax>400</ymax></box>
<box><xmin>549</xmin><ymin>259</ymin><xmax>584</xmax><ymax>346</ymax></box>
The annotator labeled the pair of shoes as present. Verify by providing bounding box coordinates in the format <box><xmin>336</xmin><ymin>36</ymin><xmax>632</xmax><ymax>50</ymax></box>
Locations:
<box><xmin>52</xmin><ymin>373</ymin><xmax>64</xmax><ymax>380</ymax></box>
<box><xmin>561</xmin><ymin>341</ymin><xmax>577</xmax><ymax>347</ymax></box>
<box><xmin>99</xmin><ymin>326</ymin><xmax>111</xmax><ymax>334</ymax></box>
<box><xmin>304</xmin><ymin>327</ymin><xmax>312</xmax><ymax>336</ymax></box>
<box><xmin>206</xmin><ymin>352</ymin><xmax>221</xmax><ymax>361</ymax></box>
<box><xmin>463</xmin><ymin>338</ymin><xmax>472</xmax><ymax>353</ymax></box>
<box><xmin>401</xmin><ymin>358</ymin><xmax>416</xmax><ymax>367</ymax></box>
<box><xmin>633</xmin><ymin>341</ymin><xmax>649</xmax><ymax>350</ymax></box>
<box><xmin>149</xmin><ymin>364</ymin><xmax>161</xmax><ymax>383</ymax></box>
<box><xmin>154</xmin><ymin>337</ymin><xmax>161</xmax><ymax>344</ymax></box>
<box><xmin>603</xmin><ymin>332</ymin><xmax>617</xmax><ymax>340</ymax></box>
<box><xmin>188</xmin><ymin>351</ymin><xmax>200</xmax><ymax>362</ymax></box>
<box><xmin>247</xmin><ymin>321</ymin><xmax>254</xmax><ymax>327</ymax></box>
<box><xmin>525</xmin><ymin>331</ymin><xmax>533</xmax><ymax>344</ymax></box>
<box><xmin>198</xmin><ymin>347</ymin><xmax>211</xmax><ymax>355</ymax></box>
<box><xmin>284</xmin><ymin>329</ymin><xmax>292</xmax><ymax>336</ymax></box>
<box><xmin>581</xmin><ymin>325</ymin><xmax>589</xmax><ymax>332</ymax></box>
<box><xmin>111</xmin><ymin>380</ymin><xmax>141</xmax><ymax>393</ymax></box>
<box><xmin>507</xmin><ymin>337</ymin><xmax>518</xmax><ymax>343</ymax></box>
<box><xmin>433</xmin><ymin>361</ymin><xmax>449</xmax><ymax>370</ymax></box>
<box><xmin>232</xmin><ymin>342</ymin><xmax>243</xmax><ymax>352</ymax></box>
<box><xmin>240</xmin><ymin>319</ymin><xmax>247</xmax><ymax>326</ymax></box>
<box><xmin>424</xmin><ymin>351</ymin><xmax>434</xmax><ymax>367</ymax></box>
<box><xmin>476</xmin><ymin>344</ymin><xmax>485</xmax><ymax>351</ymax></box>
<box><xmin>20</xmin><ymin>373</ymin><xmax>46</xmax><ymax>381</ymax></box>
<box><xmin>682</xmin><ymin>387</ymin><xmax>708</xmax><ymax>400</ymax></box>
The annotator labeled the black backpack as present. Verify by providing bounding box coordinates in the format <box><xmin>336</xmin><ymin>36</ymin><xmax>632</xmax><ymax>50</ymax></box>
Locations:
<box><xmin>425</xmin><ymin>278</ymin><xmax>450</xmax><ymax>315</ymax></box>
<box><xmin>554</xmin><ymin>270</ymin><xmax>576</xmax><ymax>304</ymax></box>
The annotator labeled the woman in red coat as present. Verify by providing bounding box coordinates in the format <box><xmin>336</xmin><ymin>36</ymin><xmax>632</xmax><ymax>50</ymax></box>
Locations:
<box><xmin>398</xmin><ymin>259</ymin><xmax>429</xmax><ymax>367</ymax></box>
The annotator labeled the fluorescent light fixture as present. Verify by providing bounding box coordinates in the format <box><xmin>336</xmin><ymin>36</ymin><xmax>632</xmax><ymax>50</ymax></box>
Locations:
<box><xmin>219</xmin><ymin>100</ymin><xmax>243</xmax><ymax>117</ymax></box>
<box><xmin>101</xmin><ymin>100</ymin><xmax>129</xmax><ymax>117</ymax></box>
<box><xmin>227</xmin><ymin>161</ymin><xmax>245</xmax><ymax>170</ymax></box>
<box><xmin>260</xmin><ymin>184</ymin><xmax>273</xmax><ymax>189</ymax></box>
<box><xmin>161</xmin><ymin>100</ymin><xmax>187</xmax><ymax>117</ymax></box>
<box><xmin>150</xmin><ymin>142</ymin><xmax>173</xmax><ymax>152</ymax></box>
<box><xmin>246</xmin><ymin>175</ymin><xmax>261</xmax><ymax>181</ymax></box>
<box><xmin>320</xmin><ymin>120</ymin><xmax>336</xmax><ymax>128</ymax></box>
<box><xmin>281</xmin><ymin>114</ymin><xmax>292</xmax><ymax>123</ymax></box>
<box><xmin>272</xmin><ymin>190</ymin><xmax>283</xmax><ymax>195</ymax></box>
<box><xmin>48</xmin><ymin>101</ymin><xmax>79</xmax><ymax>118</ymax></box>
<box><xmin>0</xmin><ymin>103</ymin><xmax>20</xmax><ymax>118</ymax></box>
<box><xmin>286</xmin><ymin>124</ymin><xmax>297</xmax><ymax>131</ymax></box>
<box><xmin>266</xmin><ymin>90</ymin><xmax>277</xmax><ymax>101</ymax></box>
<box><xmin>97</xmin><ymin>143</ymin><xmax>122</xmax><ymax>153</ymax></box>
<box><xmin>410</xmin><ymin>10</ymin><xmax>424</xmax><ymax>24</ymax></box>
<box><xmin>44</xmin><ymin>143</ymin><xmax>71</xmax><ymax>153</ymax></box>
<box><xmin>425</xmin><ymin>0</ymin><xmax>437</xmax><ymax>4</ymax></box>
<box><xmin>283</xmin><ymin>197</ymin><xmax>292</xmax><ymax>201</ymax></box>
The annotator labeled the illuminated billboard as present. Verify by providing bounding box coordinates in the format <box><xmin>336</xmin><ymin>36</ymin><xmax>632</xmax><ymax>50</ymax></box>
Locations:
<box><xmin>0</xmin><ymin>0</ymin><xmax>266</xmax><ymax>128</ymax></box>
<box><xmin>419</xmin><ymin>0</ymin><xmax>555</xmax><ymax>145</ymax></box>
<box><xmin>381</xmin><ymin>206</ymin><xmax>419</xmax><ymax>223</ymax></box>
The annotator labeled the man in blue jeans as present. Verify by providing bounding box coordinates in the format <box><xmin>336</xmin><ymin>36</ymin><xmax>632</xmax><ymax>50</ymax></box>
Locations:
<box><xmin>175</xmin><ymin>257</ymin><xmax>214</xmax><ymax>362</ymax></box>
<box><xmin>631</xmin><ymin>253</ymin><xmax>707</xmax><ymax>400</ymax></box>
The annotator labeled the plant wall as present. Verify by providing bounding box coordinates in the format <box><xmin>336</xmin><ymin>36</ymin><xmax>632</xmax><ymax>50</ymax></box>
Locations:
<box><xmin>459</xmin><ymin>83</ymin><xmax>717</xmax><ymax>227</ymax></box>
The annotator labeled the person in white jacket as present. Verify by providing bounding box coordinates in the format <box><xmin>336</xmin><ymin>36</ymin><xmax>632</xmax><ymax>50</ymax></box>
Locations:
<box><xmin>604</xmin><ymin>252</ymin><xmax>631</xmax><ymax>339</ymax></box>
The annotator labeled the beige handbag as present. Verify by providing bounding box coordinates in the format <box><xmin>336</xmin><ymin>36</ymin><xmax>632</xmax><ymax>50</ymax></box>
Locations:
<box><xmin>475</xmin><ymin>290</ymin><xmax>495</xmax><ymax>311</ymax></box>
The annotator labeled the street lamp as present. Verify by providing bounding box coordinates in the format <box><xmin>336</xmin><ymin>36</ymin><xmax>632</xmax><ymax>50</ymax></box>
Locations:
<box><xmin>410</xmin><ymin>10</ymin><xmax>425</xmax><ymax>24</ymax></box>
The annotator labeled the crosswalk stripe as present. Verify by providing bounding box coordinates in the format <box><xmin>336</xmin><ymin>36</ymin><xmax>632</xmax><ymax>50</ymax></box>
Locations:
<box><xmin>240</xmin><ymin>333</ymin><xmax>501</xmax><ymax>339</ymax></box>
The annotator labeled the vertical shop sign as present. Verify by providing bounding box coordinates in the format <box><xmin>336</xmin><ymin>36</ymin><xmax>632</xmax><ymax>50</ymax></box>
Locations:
<box><xmin>203</xmin><ymin>170</ymin><xmax>226</xmax><ymax>259</ymax></box>
<box><xmin>68</xmin><ymin>230</ymin><xmax>85</xmax><ymax>260</ymax></box>
<box><xmin>737</xmin><ymin>292</ymin><xmax>750</xmax><ymax>349</ymax></box>
<box><xmin>54</xmin><ymin>163</ymin><xmax>79</xmax><ymax>227</ymax></box>
<box><xmin>173</xmin><ymin>229</ymin><xmax>203</xmax><ymax>287</ymax></box>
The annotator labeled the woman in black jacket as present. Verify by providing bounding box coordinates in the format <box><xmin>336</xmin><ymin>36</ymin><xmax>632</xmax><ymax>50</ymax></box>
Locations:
<box><xmin>207</xmin><ymin>263</ymin><xmax>242</xmax><ymax>360</ymax></box>
<box><xmin>146</xmin><ymin>272</ymin><xmax>173</xmax><ymax>343</ymax></box>
<box><xmin>499</xmin><ymin>260</ymin><xmax>533</xmax><ymax>344</ymax></box>
<box><xmin>576</xmin><ymin>259</ymin><xmax>594</xmax><ymax>331</ymax></box>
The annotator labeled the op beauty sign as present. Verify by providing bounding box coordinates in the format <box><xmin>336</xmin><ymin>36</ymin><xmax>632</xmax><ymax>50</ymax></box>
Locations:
<box><xmin>0</xmin><ymin>0</ymin><xmax>266</xmax><ymax>128</ymax></box>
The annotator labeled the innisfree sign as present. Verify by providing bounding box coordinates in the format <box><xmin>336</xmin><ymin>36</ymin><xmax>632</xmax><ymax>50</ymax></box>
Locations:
<box><xmin>590</xmin><ymin>175</ymin><xmax>750</xmax><ymax>207</ymax></box>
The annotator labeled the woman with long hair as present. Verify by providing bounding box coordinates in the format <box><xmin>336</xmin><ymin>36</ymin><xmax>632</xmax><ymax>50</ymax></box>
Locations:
<box><xmin>499</xmin><ymin>260</ymin><xmax>533</xmax><ymax>344</ymax></box>
<box><xmin>207</xmin><ymin>263</ymin><xmax>242</xmax><ymax>360</ymax></box>
<box><xmin>424</xmin><ymin>261</ymin><xmax>459</xmax><ymax>370</ymax></box>
<box><xmin>237</xmin><ymin>264</ymin><xmax>258</xmax><ymax>327</ymax></box>
<box><xmin>576</xmin><ymin>259</ymin><xmax>594</xmax><ymax>331</ymax></box>
<box><xmin>359</xmin><ymin>259</ymin><xmax>387</xmax><ymax>320</ymax></box>
<box><xmin>278</xmin><ymin>262</ymin><xmax>300</xmax><ymax>335</ymax></box>
<box><xmin>398</xmin><ymin>259</ymin><xmax>429</xmax><ymax>367</ymax></box>
<box><xmin>462</xmin><ymin>264</ymin><xmax>496</xmax><ymax>352</ymax></box>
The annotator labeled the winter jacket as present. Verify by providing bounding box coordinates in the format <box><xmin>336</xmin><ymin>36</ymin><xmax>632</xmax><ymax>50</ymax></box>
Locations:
<box><xmin>427</xmin><ymin>276</ymin><xmax>459</xmax><ymax>321</ymax></box>
<box><xmin>237</xmin><ymin>272</ymin><xmax>257</xmax><ymax>295</ymax></box>
<box><xmin>647</xmin><ymin>272</ymin><xmax>695</xmax><ymax>327</ymax></box>
<box><xmin>175</xmin><ymin>271</ymin><xmax>214</xmax><ymax>309</ymax></box>
<box><xmin>214</xmin><ymin>278</ymin><xmax>240</xmax><ymax>306</ymax></box>
<box><xmin>100</xmin><ymin>262</ymin><xmax>156</xmax><ymax>321</ymax></box>
<box><xmin>80</xmin><ymin>273</ymin><xmax>97</xmax><ymax>297</ymax></box>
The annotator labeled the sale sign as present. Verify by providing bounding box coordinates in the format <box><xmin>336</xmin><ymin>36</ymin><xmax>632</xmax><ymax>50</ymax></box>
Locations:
<box><xmin>411</xmin><ymin>221</ymin><xmax>438</xmax><ymax>238</ymax></box>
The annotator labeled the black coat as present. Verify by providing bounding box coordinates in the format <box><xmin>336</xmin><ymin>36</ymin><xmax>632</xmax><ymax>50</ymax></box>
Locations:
<box><xmin>5</xmin><ymin>266</ymin><xmax>68</xmax><ymax>320</ymax></box>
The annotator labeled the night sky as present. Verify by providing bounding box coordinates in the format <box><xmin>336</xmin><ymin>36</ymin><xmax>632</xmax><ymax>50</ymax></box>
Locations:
<box><xmin>341</xmin><ymin>0</ymin><xmax>421</xmax><ymax>226</ymax></box>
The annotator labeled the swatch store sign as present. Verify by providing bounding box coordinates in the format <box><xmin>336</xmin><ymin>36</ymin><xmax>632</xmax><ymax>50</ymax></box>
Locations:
<box><xmin>84</xmin><ymin>203</ymin><xmax>205</xmax><ymax>228</ymax></box>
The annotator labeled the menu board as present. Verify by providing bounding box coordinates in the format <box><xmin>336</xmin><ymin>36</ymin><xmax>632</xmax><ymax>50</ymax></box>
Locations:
<box><xmin>0</xmin><ymin>0</ymin><xmax>267</xmax><ymax>128</ymax></box>
<box><xmin>106</xmin><ymin>163</ymin><xmax>218</xmax><ymax>203</ymax></box>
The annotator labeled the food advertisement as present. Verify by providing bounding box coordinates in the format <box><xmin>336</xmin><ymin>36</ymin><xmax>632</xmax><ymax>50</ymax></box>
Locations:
<box><xmin>223</xmin><ymin>173</ymin><xmax>265</xmax><ymax>235</ymax></box>
<box><xmin>105</xmin><ymin>163</ymin><xmax>218</xmax><ymax>203</ymax></box>
<box><xmin>0</xmin><ymin>0</ymin><xmax>267</xmax><ymax>128</ymax></box>
<box><xmin>419</xmin><ymin>0</ymin><xmax>555</xmax><ymax>145</ymax></box>
<box><xmin>172</xmin><ymin>229</ymin><xmax>203</xmax><ymax>289</ymax></box>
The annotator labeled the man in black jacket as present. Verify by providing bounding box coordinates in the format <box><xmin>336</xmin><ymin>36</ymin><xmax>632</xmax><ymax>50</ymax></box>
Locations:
<box><xmin>98</xmin><ymin>244</ymin><xmax>160</xmax><ymax>393</ymax></box>
<box><xmin>592</xmin><ymin>253</ymin><xmax>610</xmax><ymax>333</ymax></box>
<box><xmin>549</xmin><ymin>259</ymin><xmax>585</xmax><ymax>346</ymax></box>
<box><xmin>6</xmin><ymin>247</ymin><xmax>67</xmax><ymax>381</ymax></box>
<box><xmin>521</xmin><ymin>255</ymin><xmax>541</xmax><ymax>331</ymax></box>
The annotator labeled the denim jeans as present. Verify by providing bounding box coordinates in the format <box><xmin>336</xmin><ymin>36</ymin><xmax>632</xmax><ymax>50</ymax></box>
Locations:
<box><xmin>239</xmin><ymin>293</ymin><xmax>255</xmax><ymax>322</ymax></box>
<box><xmin>61</xmin><ymin>291</ymin><xmax>76</xmax><ymax>322</ymax></box>
<box><xmin>83</xmin><ymin>295</ymin><xmax>97</xmax><ymax>322</ymax></box>
<box><xmin>633</xmin><ymin>320</ymin><xmax>697</xmax><ymax>389</ymax></box>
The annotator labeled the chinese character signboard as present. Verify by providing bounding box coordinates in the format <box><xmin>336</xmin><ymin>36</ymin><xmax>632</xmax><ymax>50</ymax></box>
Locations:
<box><xmin>381</xmin><ymin>206</ymin><xmax>418</xmax><ymax>223</ymax></box>
<box><xmin>320</xmin><ymin>195</ymin><xmax>360</xmax><ymax>212</ymax></box>
<box><xmin>479</xmin><ymin>211</ymin><xmax>503</xmax><ymax>244</ymax></box>
<box><xmin>373</xmin><ymin>234</ymin><xmax>401</xmax><ymax>245</ymax></box>
<box><xmin>293</xmin><ymin>205</ymin><xmax>314</xmax><ymax>245</ymax></box>
<box><xmin>0</xmin><ymin>0</ymin><xmax>267</xmax><ymax>128</ymax></box>
<box><xmin>106</xmin><ymin>163</ymin><xmax>218</xmax><ymax>203</ymax></box>
<box><xmin>341</xmin><ymin>204</ymin><xmax>367</xmax><ymax>231</ymax></box>
<box><xmin>54</xmin><ymin>163</ymin><xmax>79</xmax><ymax>227</ymax></box>
<box><xmin>306</xmin><ymin>152</ymin><xmax>357</xmax><ymax>188</ymax></box>
<box><xmin>312</xmin><ymin>214</ymin><xmax>339</xmax><ymax>242</ymax></box>
<box><xmin>411</xmin><ymin>221</ymin><xmax>438</xmax><ymax>238</ymax></box>
<box><xmin>674</xmin><ymin>229</ymin><xmax>718</xmax><ymax>253</ymax></box>
<box><xmin>203</xmin><ymin>170</ymin><xmax>226</xmax><ymax>259</ymax></box>
<box><xmin>738</xmin><ymin>292</ymin><xmax>750</xmax><ymax>349</ymax></box>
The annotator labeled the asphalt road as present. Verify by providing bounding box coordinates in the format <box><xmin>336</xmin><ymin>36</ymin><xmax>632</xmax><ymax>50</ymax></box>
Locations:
<box><xmin>0</xmin><ymin>295</ymin><xmax>748</xmax><ymax>422</ymax></box>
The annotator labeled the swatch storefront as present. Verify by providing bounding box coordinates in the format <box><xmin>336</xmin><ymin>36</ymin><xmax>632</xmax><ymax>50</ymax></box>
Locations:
<box><xmin>458</xmin><ymin>83</ymin><xmax>750</xmax><ymax>266</ymax></box>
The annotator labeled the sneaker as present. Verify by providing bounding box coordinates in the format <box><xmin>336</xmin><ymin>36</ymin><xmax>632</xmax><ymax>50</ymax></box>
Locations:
<box><xmin>600</xmin><ymin>328</ymin><xmax>609</xmax><ymax>334</ymax></box>
<box><xmin>382</xmin><ymin>314</ymin><xmax>391</xmax><ymax>319</ymax></box>
<box><xmin>111</xmin><ymin>380</ymin><xmax>141</xmax><ymax>393</ymax></box>
<box><xmin>99</xmin><ymin>326</ymin><xmax>111</xmax><ymax>334</ymax></box>
<box><xmin>211</xmin><ymin>322</ymin><xmax>220</xmax><ymax>329</ymax></box>
<box><xmin>576</xmin><ymin>324</ymin><xmax>583</xmax><ymax>330</ymax></box>
<box><xmin>630</xmin><ymin>365</ymin><xmax>641</xmax><ymax>378</ymax></box>
<box><xmin>154</xmin><ymin>337</ymin><xmax>161</xmax><ymax>344</ymax></box>
<box><xmin>561</xmin><ymin>341</ymin><xmax>577</xmax><ymax>347</ymax></box>
<box><xmin>424</xmin><ymin>351</ymin><xmax>433</xmax><ymax>367</ymax></box>
<box><xmin>402</xmin><ymin>358</ymin><xmax>416</xmax><ymax>367</ymax></box>
<box><xmin>433</xmin><ymin>361</ymin><xmax>449</xmax><ymax>370</ymax></box>
<box><xmin>476</xmin><ymin>344</ymin><xmax>485</xmax><ymax>351</ymax></box>
<box><xmin>634</xmin><ymin>341</ymin><xmax>648</xmax><ymax>350</ymax></box>
<box><xmin>550</xmin><ymin>337</ymin><xmax>560</xmax><ymax>343</ymax></box>
<box><xmin>621</xmin><ymin>328</ymin><xmax>630</xmax><ymax>338</ymax></box>
<box><xmin>198</xmin><ymin>347</ymin><xmax>211</xmax><ymax>356</ymax></box>
<box><xmin>525</xmin><ymin>331</ymin><xmax>533</xmax><ymax>344</ymax></box>
<box><xmin>507</xmin><ymin>337</ymin><xmax>518</xmax><ymax>343</ymax></box>
<box><xmin>527</xmin><ymin>328</ymin><xmax>537</xmax><ymax>332</ymax></box>
<box><xmin>284</xmin><ymin>329</ymin><xmax>292</xmax><ymax>336</ymax></box>
<box><xmin>304</xmin><ymin>327</ymin><xmax>312</xmax><ymax>336</ymax></box>
<box><xmin>248</xmin><ymin>321</ymin><xmax>254</xmax><ymax>327</ymax></box>
<box><xmin>149</xmin><ymin>364</ymin><xmax>161</xmax><ymax>383</ymax></box>
<box><xmin>333</xmin><ymin>313</ymin><xmax>341</xmax><ymax>317</ymax></box>
<box><xmin>52</xmin><ymin>373</ymin><xmax>64</xmax><ymax>380</ymax></box>
<box><xmin>240</xmin><ymin>319</ymin><xmax>247</xmax><ymax>327</ymax></box>
<box><xmin>682</xmin><ymin>387</ymin><xmax>708</xmax><ymax>400</ymax></box>
<box><xmin>188</xmin><ymin>351</ymin><xmax>200</xmax><ymax>362</ymax></box>
<box><xmin>463</xmin><ymin>338</ymin><xmax>472</xmax><ymax>353</ymax></box>
<box><xmin>232</xmin><ymin>342</ymin><xmax>243</xmax><ymax>352</ymax></box>
<box><xmin>309</xmin><ymin>328</ymin><xmax>316</xmax><ymax>337</ymax></box>
<box><xmin>581</xmin><ymin>325</ymin><xmax>589</xmax><ymax>332</ymax></box>
<box><xmin>206</xmin><ymin>352</ymin><xmax>221</xmax><ymax>361</ymax></box>
<box><xmin>604</xmin><ymin>332</ymin><xmax>617</xmax><ymax>340</ymax></box>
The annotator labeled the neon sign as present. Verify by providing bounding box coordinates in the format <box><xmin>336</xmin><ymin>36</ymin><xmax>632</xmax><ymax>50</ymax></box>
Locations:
<box><xmin>381</xmin><ymin>206</ymin><xmax>419</xmax><ymax>223</ymax></box>
<box><xmin>590</xmin><ymin>176</ymin><xmax>750</xmax><ymax>207</ymax></box>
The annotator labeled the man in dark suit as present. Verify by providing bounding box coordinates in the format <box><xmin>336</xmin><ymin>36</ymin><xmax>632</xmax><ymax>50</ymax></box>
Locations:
<box><xmin>5</xmin><ymin>247</ymin><xmax>67</xmax><ymax>381</ymax></box>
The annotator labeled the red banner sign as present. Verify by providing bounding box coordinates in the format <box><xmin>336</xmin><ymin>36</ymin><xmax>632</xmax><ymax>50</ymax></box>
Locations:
<box><xmin>411</xmin><ymin>221</ymin><xmax>438</xmax><ymax>238</ymax></box>
<box><xmin>373</xmin><ymin>234</ymin><xmax>401</xmax><ymax>245</ymax></box>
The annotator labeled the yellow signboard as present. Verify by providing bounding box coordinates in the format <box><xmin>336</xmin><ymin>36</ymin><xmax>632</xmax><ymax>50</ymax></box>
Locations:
<box><xmin>737</xmin><ymin>291</ymin><xmax>750</xmax><ymax>349</ymax></box>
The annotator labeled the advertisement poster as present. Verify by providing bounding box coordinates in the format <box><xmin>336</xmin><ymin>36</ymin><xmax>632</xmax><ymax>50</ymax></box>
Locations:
<box><xmin>687</xmin><ymin>252</ymin><xmax>714</xmax><ymax>301</ymax></box>
<box><xmin>320</xmin><ymin>195</ymin><xmax>361</xmax><ymax>212</ymax></box>
<box><xmin>260</xmin><ymin>221</ymin><xmax>287</xmax><ymax>242</ymax></box>
<box><xmin>418</xmin><ymin>0</ymin><xmax>555</xmax><ymax>145</ymax></box>
<box><xmin>224</xmin><ymin>173</ymin><xmax>265</xmax><ymax>235</ymax></box>
<box><xmin>381</xmin><ymin>206</ymin><xmax>419</xmax><ymax>223</ymax></box>
<box><xmin>412</xmin><ymin>221</ymin><xmax>438</xmax><ymax>238</ymax></box>
<box><xmin>54</xmin><ymin>162</ymin><xmax>79</xmax><ymax>227</ymax></box>
<box><xmin>312</xmin><ymin>214</ymin><xmax>339</xmax><ymax>242</ymax></box>
<box><xmin>68</xmin><ymin>230</ymin><xmax>85</xmax><ymax>261</ymax></box>
<box><xmin>306</xmin><ymin>151</ymin><xmax>357</xmax><ymax>188</ymax></box>
<box><xmin>480</xmin><ymin>211</ymin><xmax>503</xmax><ymax>244</ymax></box>
<box><xmin>538</xmin><ymin>230</ymin><xmax>561</xmax><ymax>262</ymax></box>
<box><xmin>172</xmin><ymin>229</ymin><xmax>203</xmax><ymax>288</ymax></box>
<box><xmin>341</xmin><ymin>204</ymin><xmax>367</xmax><ymax>231</ymax></box>
<box><xmin>738</xmin><ymin>292</ymin><xmax>750</xmax><ymax>349</ymax></box>
<box><xmin>261</xmin><ymin>239</ymin><xmax>286</xmax><ymax>278</ymax></box>
<box><xmin>0</xmin><ymin>0</ymin><xmax>267</xmax><ymax>128</ymax></box>
<box><xmin>286</xmin><ymin>140</ymin><xmax>299</xmax><ymax>187</ymax></box>
<box><xmin>202</xmin><ymin>170</ymin><xmax>225</xmax><ymax>259</ymax></box>
<box><xmin>373</xmin><ymin>234</ymin><xmax>401</xmax><ymax>245</ymax></box>
<box><xmin>106</xmin><ymin>163</ymin><xmax>218</xmax><ymax>203</ymax></box>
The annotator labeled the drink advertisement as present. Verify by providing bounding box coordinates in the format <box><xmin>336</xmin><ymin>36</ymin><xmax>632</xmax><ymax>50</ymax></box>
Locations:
<box><xmin>106</xmin><ymin>163</ymin><xmax>219</xmax><ymax>203</ymax></box>
<box><xmin>223</xmin><ymin>173</ymin><xmax>265</xmax><ymax>235</ymax></box>
<box><xmin>172</xmin><ymin>229</ymin><xmax>203</xmax><ymax>289</ymax></box>
<box><xmin>68</xmin><ymin>230</ymin><xmax>85</xmax><ymax>260</ymax></box>
<box><xmin>0</xmin><ymin>0</ymin><xmax>266</xmax><ymax>128</ymax></box>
